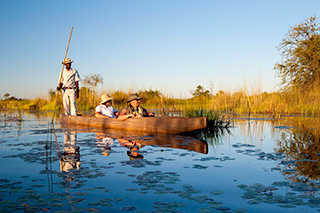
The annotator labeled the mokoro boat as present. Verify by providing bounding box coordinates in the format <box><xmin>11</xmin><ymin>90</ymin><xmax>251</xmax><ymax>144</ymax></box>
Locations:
<box><xmin>60</xmin><ymin>114</ymin><xmax>207</xmax><ymax>134</ymax></box>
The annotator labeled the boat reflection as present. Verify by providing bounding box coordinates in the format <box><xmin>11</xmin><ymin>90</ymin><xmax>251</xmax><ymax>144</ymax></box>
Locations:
<box><xmin>59</xmin><ymin>131</ymin><xmax>81</xmax><ymax>172</ymax></box>
<box><xmin>62</xmin><ymin>123</ymin><xmax>208</xmax><ymax>155</ymax></box>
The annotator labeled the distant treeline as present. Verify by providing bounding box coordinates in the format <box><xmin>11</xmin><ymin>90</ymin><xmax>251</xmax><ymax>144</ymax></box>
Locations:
<box><xmin>1</xmin><ymin>85</ymin><xmax>320</xmax><ymax>116</ymax></box>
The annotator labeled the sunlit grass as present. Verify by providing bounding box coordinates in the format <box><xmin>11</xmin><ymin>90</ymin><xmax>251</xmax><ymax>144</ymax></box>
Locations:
<box><xmin>3</xmin><ymin>82</ymin><xmax>320</xmax><ymax>117</ymax></box>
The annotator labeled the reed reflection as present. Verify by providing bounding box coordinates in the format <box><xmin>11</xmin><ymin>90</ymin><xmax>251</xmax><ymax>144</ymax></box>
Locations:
<box><xmin>275</xmin><ymin>118</ymin><xmax>320</xmax><ymax>184</ymax></box>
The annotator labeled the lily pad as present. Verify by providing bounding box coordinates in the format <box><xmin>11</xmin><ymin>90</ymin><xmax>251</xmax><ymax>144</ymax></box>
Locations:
<box><xmin>210</xmin><ymin>191</ymin><xmax>224</xmax><ymax>195</ymax></box>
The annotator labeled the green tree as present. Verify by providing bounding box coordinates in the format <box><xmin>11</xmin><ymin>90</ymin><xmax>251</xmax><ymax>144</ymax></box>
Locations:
<box><xmin>82</xmin><ymin>73</ymin><xmax>103</xmax><ymax>106</ymax></box>
<box><xmin>191</xmin><ymin>85</ymin><xmax>211</xmax><ymax>98</ymax></box>
<box><xmin>3</xmin><ymin>93</ymin><xmax>10</xmax><ymax>99</ymax></box>
<box><xmin>83</xmin><ymin>73</ymin><xmax>103</xmax><ymax>95</ymax></box>
<box><xmin>274</xmin><ymin>16</ymin><xmax>320</xmax><ymax>92</ymax></box>
<box><xmin>48</xmin><ymin>89</ymin><xmax>56</xmax><ymax>101</ymax></box>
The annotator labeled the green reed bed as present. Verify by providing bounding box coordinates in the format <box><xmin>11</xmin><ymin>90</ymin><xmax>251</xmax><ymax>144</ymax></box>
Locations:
<box><xmin>0</xmin><ymin>101</ymin><xmax>24</xmax><ymax>122</ymax></box>
<box><xmin>183</xmin><ymin>108</ymin><xmax>231</xmax><ymax>143</ymax></box>
<box><xmin>184</xmin><ymin>109</ymin><xmax>230</xmax><ymax>129</ymax></box>
<box><xmin>5</xmin><ymin>84</ymin><xmax>320</xmax><ymax>116</ymax></box>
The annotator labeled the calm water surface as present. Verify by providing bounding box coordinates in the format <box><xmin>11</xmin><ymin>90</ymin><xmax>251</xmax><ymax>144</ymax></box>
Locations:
<box><xmin>1</xmin><ymin>113</ymin><xmax>320</xmax><ymax>212</ymax></box>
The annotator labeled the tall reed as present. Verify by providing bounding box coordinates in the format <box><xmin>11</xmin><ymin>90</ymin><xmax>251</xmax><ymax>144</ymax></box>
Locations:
<box><xmin>4</xmin><ymin>81</ymin><xmax>320</xmax><ymax>116</ymax></box>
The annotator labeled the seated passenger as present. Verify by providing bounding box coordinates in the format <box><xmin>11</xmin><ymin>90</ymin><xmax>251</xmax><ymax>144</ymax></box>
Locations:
<box><xmin>95</xmin><ymin>94</ymin><xmax>119</xmax><ymax>118</ymax></box>
<box><xmin>117</xmin><ymin>93</ymin><xmax>154</xmax><ymax>121</ymax></box>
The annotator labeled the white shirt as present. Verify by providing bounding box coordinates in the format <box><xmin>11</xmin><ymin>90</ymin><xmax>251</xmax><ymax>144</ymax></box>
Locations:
<box><xmin>58</xmin><ymin>68</ymin><xmax>81</xmax><ymax>88</ymax></box>
<box><xmin>96</xmin><ymin>137</ymin><xmax>115</xmax><ymax>148</ymax></box>
<box><xmin>95</xmin><ymin>105</ymin><xmax>117</xmax><ymax>118</ymax></box>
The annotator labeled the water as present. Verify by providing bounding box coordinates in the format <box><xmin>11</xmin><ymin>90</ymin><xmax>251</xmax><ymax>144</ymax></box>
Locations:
<box><xmin>1</xmin><ymin>113</ymin><xmax>320</xmax><ymax>212</ymax></box>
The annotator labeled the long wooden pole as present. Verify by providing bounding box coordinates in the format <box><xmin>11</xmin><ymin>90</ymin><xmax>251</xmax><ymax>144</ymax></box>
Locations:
<box><xmin>51</xmin><ymin>27</ymin><xmax>74</xmax><ymax>123</ymax></box>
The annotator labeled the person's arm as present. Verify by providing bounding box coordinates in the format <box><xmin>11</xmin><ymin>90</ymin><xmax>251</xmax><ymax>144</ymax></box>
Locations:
<box><xmin>114</xmin><ymin>111</ymin><xmax>119</xmax><ymax>117</ymax></box>
<box><xmin>117</xmin><ymin>108</ymin><xmax>134</xmax><ymax>121</ymax></box>
<box><xmin>57</xmin><ymin>70</ymin><xmax>64</xmax><ymax>90</ymax></box>
<box><xmin>57</xmin><ymin>83</ymin><xmax>63</xmax><ymax>91</ymax></box>
<box><xmin>142</xmin><ymin>108</ymin><xmax>154</xmax><ymax>117</ymax></box>
<box><xmin>111</xmin><ymin>107</ymin><xmax>119</xmax><ymax>117</ymax></box>
<box><xmin>95</xmin><ymin>111</ymin><xmax>110</xmax><ymax>118</ymax></box>
<box><xmin>75</xmin><ymin>81</ymin><xmax>79</xmax><ymax>99</ymax></box>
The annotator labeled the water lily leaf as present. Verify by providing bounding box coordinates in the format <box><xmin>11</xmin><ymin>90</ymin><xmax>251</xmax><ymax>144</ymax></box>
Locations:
<box><xmin>126</xmin><ymin>188</ymin><xmax>138</xmax><ymax>191</ymax></box>
<box><xmin>49</xmin><ymin>203</ymin><xmax>64</xmax><ymax>207</ymax></box>
<box><xmin>237</xmin><ymin>184</ymin><xmax>248</xmax><ymax>189</ymax></box>
<box><xmin>234</xmin><ymin>209</ymin><xmax>248</xmax><ymax>212</ymax></box>
<box><xmin>214</xmin><ymin>206</ymin><xmax>231</xmax><ymax>211</ymax></box>
<box><xmin>247</xmin><ymin>199</ymin><xmax>261</xmax><ymax>205</ymax></box>
<box><xmin>121</xmin><ymin>206</ymin><xmax>136</xmax><ymax>211</ymax></box>
<box><xmin>198</xmin><ymin>207</ymin><xmax>213</xmax><ymax>213</ymax></box>
<box><xmin>277</xmin><ymin>204</ymin><xmax>296</xmax><ymax>208</ymax></box>
<box><xmin>21</xmin><ymin>203</ymin><xmax>30</xmax><ymax>208</ymax></box>
<box><xmin>210</xmin><ymin>191</ymin><xmax>224</xmax><ymax>195</ymax></box>
<box><xmin>73</xmin><ymin>192</ymin><xmax>89</xmax><ymax>196</ymax></box>
<box><xmin>86</xmin><ymin>208</ymin><xmax>100</xmax><ymax>212</ymax></box>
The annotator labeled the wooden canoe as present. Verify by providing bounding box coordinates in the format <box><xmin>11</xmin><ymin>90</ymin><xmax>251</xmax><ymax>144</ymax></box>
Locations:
<box><xmin>60</xmin><ymin>114</ymin><xmax>207</xmax><ymax>134</ymax></box>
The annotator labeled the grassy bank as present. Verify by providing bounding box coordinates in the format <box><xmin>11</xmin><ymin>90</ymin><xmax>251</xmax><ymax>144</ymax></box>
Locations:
<box><xmin>2</xmin><ymin>86</ymin><xmax>320</xmax><ymax>117</ymax></box>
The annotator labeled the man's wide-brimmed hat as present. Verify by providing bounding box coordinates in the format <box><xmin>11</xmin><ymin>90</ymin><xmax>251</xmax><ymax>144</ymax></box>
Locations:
<box><xmin>100</xmin><ymin>94</ymin><xmax>114</xmax><ymax>104</ymax></box>
<box><xmin>127</xmin><ymin>93</ymin><xmax>142</xmax><ymax>102</ymax></box>
<box><xmin>62</xmin><ymin>58</ymin><xmax>73</xmax><ymax>64</ymax></box>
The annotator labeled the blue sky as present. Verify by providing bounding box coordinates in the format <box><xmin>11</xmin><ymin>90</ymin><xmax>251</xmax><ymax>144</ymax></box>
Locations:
<box><xmin>0</xmin><ymin>0</ymin><xmax>319</xmax><ymax>99</ymax></box>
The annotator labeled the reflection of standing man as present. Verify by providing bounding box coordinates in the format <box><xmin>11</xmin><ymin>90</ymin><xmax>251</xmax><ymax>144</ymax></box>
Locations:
<box><xmin>59</xmin><ymin>131</ymin><xmax>81</xmax><ymax>172</ymax></box>
<box><xmin>57</xmin><ymin>58</ymin><xmax>81</xmax><ymax>115</ymax></box>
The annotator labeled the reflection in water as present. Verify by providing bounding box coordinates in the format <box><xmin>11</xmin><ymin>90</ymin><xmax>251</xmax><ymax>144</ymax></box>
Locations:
<box><xmin>275</xmin><ymin>118</ymin><xmax>320</xmax><ymax>185</ymax></box>
<box><xmin>234</xmin><ymin>117</ymin><xmax>320</xmax><ymax>190</ymax></box>
<box><xmin>96</xmin><ymin>133</ymin><xmax>114</xmax><ymax>156</ymax></box>
<box><xmin>59</xmin><ymin>131</ymin><xmax>81</xmax><ymax>172</ymax></box>
<box><xmin>95</xmin><ymin>133</ymin><xmax>146</xmax><ymax>160</ymax></box>
<box><xmin>95</xmin><ymin>133</ymin><xmax>145</xmax><ymax>160</ymax></box>
<box><xmin>0</xmin><ymin>113</ymin><xmax>24</xmax><ymax>140</ymax></box>
<box><xmin>118</xmin><ymin>138</ymin><xmax>144</xmax><ymax>160</ymax></box>
<box><xmin>190</xmin><ymin>122</ymin><xmax>230</xmax><ymax>147</ymax></box>
<box><xmin>2</xmin><ymin>113</ymin><xmax>320</xmax><ymax>212</ymax></box>
<box><xmin>61</xmin><ymin>122</ymin><xmax>209</xmax><ymax>154</ymax></box>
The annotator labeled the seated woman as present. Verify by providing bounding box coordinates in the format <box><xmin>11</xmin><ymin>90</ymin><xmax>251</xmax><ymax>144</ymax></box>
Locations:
<box><xmin>95</xmin><ymin>94</ymin><xmax>119</xmax><ymax>118</ymax></box>
<box><xmin>117</xmin><ymin>93</ymin><xmax>154</xmax><ymax>121</ymax></box>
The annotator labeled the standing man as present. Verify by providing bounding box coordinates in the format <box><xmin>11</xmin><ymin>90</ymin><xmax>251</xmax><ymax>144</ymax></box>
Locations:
<box><xmin>57</xmin><ymin>58</ymin><xmax>81</xmax><ymax>115</ymax></box>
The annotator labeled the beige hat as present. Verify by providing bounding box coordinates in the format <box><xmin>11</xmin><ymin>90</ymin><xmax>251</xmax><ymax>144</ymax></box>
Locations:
<box><xmin>62</xmin><ymin>58</ymin><xmax>73</xmax><ymax>64</ymax></box>
<box><xmin>100</xmin><ymin>94</ymin><xmax>114</xmax><ymax>104</ymax></box>
<box><xmin>127</xmin><ymin>93</ymin><xmax>142</xmax><ymax>102</ymax></box>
